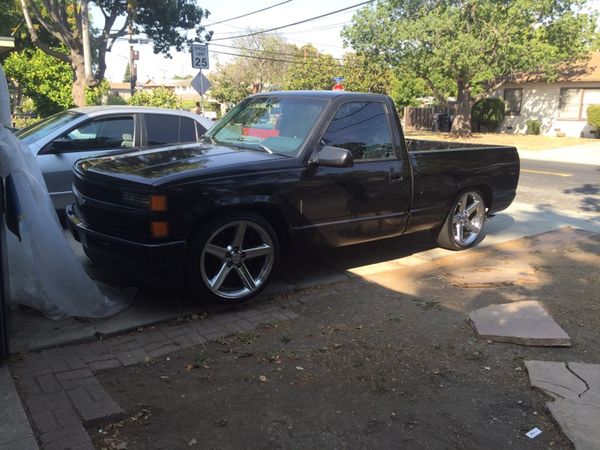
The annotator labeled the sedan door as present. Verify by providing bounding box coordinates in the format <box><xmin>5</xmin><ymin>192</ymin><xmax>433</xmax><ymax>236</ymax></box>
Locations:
<box><xmin>38</xmin><ymin>114</ymin><xmax>137</xmax><ymax>209</ymax></box>
<box><xmin>299</xmin><ymin>101</ymin><xmax>411</xmax><ymax>246</ymax></box>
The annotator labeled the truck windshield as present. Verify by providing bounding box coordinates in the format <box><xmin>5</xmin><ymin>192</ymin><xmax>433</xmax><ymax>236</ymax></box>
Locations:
<box><xmin>206</xmin><ymin>96</ymin><xmax>327</xmax><ymax>156</ymax></box>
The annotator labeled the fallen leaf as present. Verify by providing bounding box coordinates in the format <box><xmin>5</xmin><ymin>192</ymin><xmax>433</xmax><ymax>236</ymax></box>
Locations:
<box><xmin>188</xmin><ymin>438</ymin><xmax>197</xmax><ymax>446</ymax></box>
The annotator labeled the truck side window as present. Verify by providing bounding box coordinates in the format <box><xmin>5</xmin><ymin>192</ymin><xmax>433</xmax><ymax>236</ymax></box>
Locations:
<box><xmin>322</xmin><ymin>102</ymin><xmax>393</xmax><ymax>161</ymax></box>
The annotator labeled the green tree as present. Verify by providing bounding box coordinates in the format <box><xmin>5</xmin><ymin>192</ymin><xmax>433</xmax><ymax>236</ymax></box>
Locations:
<box><xmin>123</xmin><ymin>62</ymin><xmax>131</xmax><ymax>83</ymax></box>
<box><xmin>3</xmin><ymin>47</ymin><xmax>73</xmax><ymax>116</ymax></box>
<box><xmin>19</xmin><ymin>0</ymin><xmax>210</xmax><ymax>106</ymax></box>
<box><xmin>209</xmin><ymin>61</ymin><xmax>251</xmax><ymax>105</ymax></box>
<box><xmin>340</xmin><ymin>52</ymin><xmax>394</xmax><ymax>94</ymax></box>
<box><xmin>344</xmin><ymin>0</ymin><xmax>598</xmax><ymax>136</ymax></box>
<box><xmin>209</xmin><ymin>33</ymin><xmax>297</xmax><ymax>105</ymax></box>
<box><xmin>128</xmin><ymin>86</ymin><xmax>180</xmax><ymax>108</ymax></box>
<box><xmin>284</xmin><ymin>45</ymin><xmax>340</xmax><ymax>91</ymax></box>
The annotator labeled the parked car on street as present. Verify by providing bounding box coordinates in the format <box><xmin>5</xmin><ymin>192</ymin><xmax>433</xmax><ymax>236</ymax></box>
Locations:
<box><xmin>67</xmin><ymin>91</ymin><xmax>520</xmax><ymax>304</ymax></box>
<box><xmin>15</xmin><ymin>106</ymin><xmax>214</xmax><ymax>210</ymax></box>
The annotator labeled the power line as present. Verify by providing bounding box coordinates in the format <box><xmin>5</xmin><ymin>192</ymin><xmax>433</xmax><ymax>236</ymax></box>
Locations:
<box><xmin>203</xmin><ymin>1</ymin><xmax>293</xmax><ymax>27</ymax></box>
<box><xmin>207</xmin><ymin>0</ymin><xmax>373</xmax><ymax>42</ymax></box>
<box><xmin>210</xmin><ymin>49</ymin><xmax>351</xmax><ymax>69</ymax></box>
<box><xmin>209</xmin><ymin>43</ymin><xmax>345</xmax><ymax>61</ymax></box>
<box><xmin>212</xmin><ymin>20</ymin><xmax>352</xmax><ymax>36</ymax></box>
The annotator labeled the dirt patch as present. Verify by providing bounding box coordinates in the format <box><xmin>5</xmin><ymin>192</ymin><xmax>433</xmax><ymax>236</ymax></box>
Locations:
<box><xmin>88</xmin><ymin>234</ymin><xmax>600</xmax><ymax>449</ymax></box>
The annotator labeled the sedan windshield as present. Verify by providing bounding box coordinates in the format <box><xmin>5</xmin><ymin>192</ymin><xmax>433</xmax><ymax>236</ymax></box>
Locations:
<box><xmin>16</xmin><ymin>111</ymin><xmax>81</xmax><ymax>145</ymax></box>
<box><xmin>207</xmin><ymin>96</ymin><xmax>327</xmax><ymax>156</ymax></box>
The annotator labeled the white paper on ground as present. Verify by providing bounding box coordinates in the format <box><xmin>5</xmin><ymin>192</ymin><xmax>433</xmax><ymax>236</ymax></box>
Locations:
<box><xmin>526</xmin><ymin>427</ymin><xmax>542</xmax><ymax>439</ymax></box>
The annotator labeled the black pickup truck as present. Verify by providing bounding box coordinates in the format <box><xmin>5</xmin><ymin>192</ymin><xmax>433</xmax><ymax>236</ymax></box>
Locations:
<box><xmin>67</xmin><ymin>91</ymin><xmax>519</xmax><ymax>303</ymax></box>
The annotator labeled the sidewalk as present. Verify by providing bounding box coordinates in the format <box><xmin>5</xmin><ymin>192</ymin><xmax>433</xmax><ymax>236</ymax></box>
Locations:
<box><xmin>0</xmin><ymin>364</ymin><xmax>38</xmax><ymax>450</ymax></box>
<box><xmin>518</xmin><ymin>142</ymin><xmax>600</xmax><ymax>165</ymax></box>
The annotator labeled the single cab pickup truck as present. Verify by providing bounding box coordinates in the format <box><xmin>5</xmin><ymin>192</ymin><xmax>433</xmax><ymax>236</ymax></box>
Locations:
<box><xmin>67</xmin><ymin>91</ymin><xmax>519</xmax><ymax>303</ymax></box>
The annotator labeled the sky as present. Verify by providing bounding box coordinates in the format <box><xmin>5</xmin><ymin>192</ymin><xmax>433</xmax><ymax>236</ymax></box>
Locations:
<box><xmin>99</xmin><ymin>0</ymin><xmax>360</xmax><ymax>83</ymax></box>
<box><xmin>97</xmin><ymin>0</ymin><xmax>600</xmax><ymax>83</ymax></box>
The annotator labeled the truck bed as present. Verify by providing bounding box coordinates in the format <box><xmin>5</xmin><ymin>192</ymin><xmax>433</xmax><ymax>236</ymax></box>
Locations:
<box><xmin>405</xmin><ymin>138</ymin><xmax>504</xmax><ymax>152</ymax></box>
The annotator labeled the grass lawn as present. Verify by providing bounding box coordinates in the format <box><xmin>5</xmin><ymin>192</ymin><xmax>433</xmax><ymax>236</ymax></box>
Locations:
<box><xmin>404</xmin><ymin>130</ymin><xmax>598</xmax><ymax>151</ymax></box>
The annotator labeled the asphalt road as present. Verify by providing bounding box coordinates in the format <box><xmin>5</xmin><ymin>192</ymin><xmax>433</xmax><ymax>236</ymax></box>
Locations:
<box><xmin>517</xmin><ymin>158</ymin><xmax>600</xmax><ymax>214</ymax></box>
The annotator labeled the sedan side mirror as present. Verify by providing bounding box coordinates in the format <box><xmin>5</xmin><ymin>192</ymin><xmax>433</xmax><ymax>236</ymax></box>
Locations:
<box><xmin>43</xmin><ymin>137</ymin><xmax>72</xmax><ymax>154</ymax></box>
<box><xmin>315</xmin><ymin>145</ymin><xmax>353</xmax><ymax>168</ymax></box>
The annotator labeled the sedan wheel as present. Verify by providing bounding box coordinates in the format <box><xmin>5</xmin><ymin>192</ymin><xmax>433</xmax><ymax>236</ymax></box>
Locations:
<box><xmin>436</xmin><ymin>190</ymin><xmax>486</xmax><ymax>250</ymax></box>
<box><xmin>188</xmin><ymin>214</ymin><xmax>279</xmax><ymax>303</ymax></box>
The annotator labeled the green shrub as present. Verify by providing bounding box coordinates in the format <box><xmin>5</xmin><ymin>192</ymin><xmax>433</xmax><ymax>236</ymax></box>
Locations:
<box><xmin>128</xmin><ymin>86</ymin><xmax>181</xmax><ymax>109</ymax></box>
<box><xmin>472</xmin><ymin>98</ymin><xmax>505</xmax><ymax>132</ymax></box>
<box><xmin>85</xmin><ymin>79</ymin><xmax>110</xmax><ymax>106</ymax></box>
<box><xmin>587</xmin><ymin>104</ymin><xmax>600</xmax><ymax>138</ymax></box>
<box><xmin>107</xmin><ymin>95</ymin><xmax>128</xmax><ymax>105</ymax></box>
<box><xmin>525</xmin><ymin>119</ymin><xmax>541</xmax><ymax>135</ymax></box>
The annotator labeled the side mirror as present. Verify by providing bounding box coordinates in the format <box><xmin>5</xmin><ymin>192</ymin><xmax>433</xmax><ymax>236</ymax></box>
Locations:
<box><xmin>44</xmin><ymin>137</ymin><xmax>72</xmax><ymax>154</ymax></box>
<box><xmin>315</xmin><ymin>145</ymin><xmax>353</xmax><ymax>168</ymax></box>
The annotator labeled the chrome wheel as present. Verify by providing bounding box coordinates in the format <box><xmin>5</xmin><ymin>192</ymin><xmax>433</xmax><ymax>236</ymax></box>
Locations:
<box><xmin>200</xmin><ymin>220</ymin><xmax>275</xmax><ymax>299</ymax></box>
<box><xmin>451</xmin><ymin>191</ymin><xmax>485</xmax><ymax>246</ymax></box>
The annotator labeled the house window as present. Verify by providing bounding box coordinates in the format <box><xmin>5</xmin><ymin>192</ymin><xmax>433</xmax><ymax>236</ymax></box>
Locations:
<box><xmin>504</xmin><ymin>88</ymin><xmax>523</xmax><ymax>115</ymax></box>
<box><xmin>559</xmin><ymin>88</ymin><xmax>600</xmax><ymax>120</ymax></box>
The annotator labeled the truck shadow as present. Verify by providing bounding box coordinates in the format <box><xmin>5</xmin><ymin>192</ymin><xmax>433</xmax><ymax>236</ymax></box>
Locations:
<box><xmin>8</xmin><ymin>203</ymin><xmax>599</xmax><ymax>353</ymax></box>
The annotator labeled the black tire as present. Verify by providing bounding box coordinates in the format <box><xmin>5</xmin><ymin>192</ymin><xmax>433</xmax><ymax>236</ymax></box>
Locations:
<box><xmin>186</xmin><ymin>212</ymin><xmax>280</xmax><ymax>304</ymax></box>
<box><xmin>435</xmin><ymin>189</ymin><xmax>487</xmax><ymax>250</ymax></box>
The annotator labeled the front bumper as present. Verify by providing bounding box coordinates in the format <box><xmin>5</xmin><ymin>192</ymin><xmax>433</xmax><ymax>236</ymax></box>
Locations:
<box><xmin>66</xmin><ymin>204</ymin><xmax>187</xmax><ymax>285</ymax></box>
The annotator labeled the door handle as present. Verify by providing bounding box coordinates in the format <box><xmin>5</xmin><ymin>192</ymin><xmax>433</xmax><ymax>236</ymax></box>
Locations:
<box><xmin>389</xmin><ymin>168</ymin><xmax>403</xmax><ymax>182</ymax></box>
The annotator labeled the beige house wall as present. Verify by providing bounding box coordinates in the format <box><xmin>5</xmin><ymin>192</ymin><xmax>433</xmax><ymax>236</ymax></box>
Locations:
<box><xmin>493</xmin><ymin>81</ymin><xmax>600</xmax><ymax>138</ymax></box>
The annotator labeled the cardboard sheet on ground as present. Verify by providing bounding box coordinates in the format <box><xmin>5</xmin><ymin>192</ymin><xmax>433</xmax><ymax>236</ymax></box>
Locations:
<box><xmin>0</xmin><ymin>76</ymin><xmax>131</xmax><ymax>319</ymax></box>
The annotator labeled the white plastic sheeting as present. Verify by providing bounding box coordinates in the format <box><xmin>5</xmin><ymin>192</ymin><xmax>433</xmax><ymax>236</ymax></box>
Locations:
<box><xmin>0</xmin><ymin>65</ymin><xmax>131</xmax><ymax>320</ymax></box>
<box><xmin>0</xmin><ymin>65</ymin><xmax>10</xmax><ymax>128</ymax></box>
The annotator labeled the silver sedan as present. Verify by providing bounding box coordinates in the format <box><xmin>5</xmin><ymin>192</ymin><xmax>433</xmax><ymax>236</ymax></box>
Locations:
<box><xmin>15</xmin><ymin>106</ymin><xmax>214</xmax><ymax>210</ymax></box>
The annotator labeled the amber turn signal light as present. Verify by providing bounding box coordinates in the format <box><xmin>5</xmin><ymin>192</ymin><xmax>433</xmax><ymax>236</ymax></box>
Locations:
<box><xmin>149</xmin><ymin>195</ymin><xmax>168</xmax><ymax>212</ymax></box>
<box><xmin>150</xmin><ymin>221</ymin><xmax>169</xmax><ymax>238</ymax></box>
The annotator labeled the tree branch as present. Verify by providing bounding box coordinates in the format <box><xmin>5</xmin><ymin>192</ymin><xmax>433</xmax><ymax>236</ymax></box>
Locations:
<box><xmin>20</xmin><ymin>0</ymin><xmax>71</xmax><ymax>63</ymax></box>
<box><xmin>415</xmin><ymin>68</ymin><xmax>450</xmax><ymax>108</ymax></box>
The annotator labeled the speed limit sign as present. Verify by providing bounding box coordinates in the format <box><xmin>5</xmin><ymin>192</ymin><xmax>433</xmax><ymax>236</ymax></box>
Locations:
<box><xmin>191</xmin><ymin>43</ymin><xmax>209</xmax><ymax>69</ymax></box>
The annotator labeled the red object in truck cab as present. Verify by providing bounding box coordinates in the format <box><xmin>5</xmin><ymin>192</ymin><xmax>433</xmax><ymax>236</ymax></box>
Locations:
<box><xmin>242</xmin><ymin>127</ymin><xmax>280</xmax><ymax>139</ymax></box>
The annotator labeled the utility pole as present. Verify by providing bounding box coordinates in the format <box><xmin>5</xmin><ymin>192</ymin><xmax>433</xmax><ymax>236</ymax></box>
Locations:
<box><xmin>81</xmin><ymin>0</ymin><xmax>92</xmax><ymax>81</ymax></box>
<box><xmin>127</xmin><ymin>21</ymin><xmax>139</xmax><ymax>97</ymax></box>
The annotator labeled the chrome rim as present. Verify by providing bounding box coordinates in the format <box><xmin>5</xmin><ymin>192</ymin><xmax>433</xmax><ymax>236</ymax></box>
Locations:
<box><xmin>452</xmin><ymin>192</ymin><xmax>485</xmax><ymax>246</ymax></box>
<box><xmin>200</xmin><ymin>220</ymin><xmax>274</xmax><ymax>299</ymax></box>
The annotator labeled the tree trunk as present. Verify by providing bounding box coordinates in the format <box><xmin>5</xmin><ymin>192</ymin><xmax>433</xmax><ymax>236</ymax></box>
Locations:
<box><xmin>71</xmin><ymin>50</ymin><xmax>87</xmax><ymax>107</ymax></box>
<box><xmin>451</xmin><ymin>80</ymin><xmax>473</xmax><ymax>137</ymax></box>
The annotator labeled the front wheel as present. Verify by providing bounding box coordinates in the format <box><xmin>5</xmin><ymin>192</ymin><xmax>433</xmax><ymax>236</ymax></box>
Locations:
<box><xmin>186</xmin><ymin>213</ymin><xmax>279</xmax><ymax>303</ymax></box>
<box><xmin>435</xmin><ymin>190</ymin><xmax>486</xmax><ymax>250</ymax></box>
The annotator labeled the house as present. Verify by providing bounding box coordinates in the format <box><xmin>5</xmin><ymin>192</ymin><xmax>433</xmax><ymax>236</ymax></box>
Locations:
<box><xmin>108</xmin><ymin>81</ymin><xmax>133</xmax><ymax>99</ymax></box>
<box><xmin>494</xmin><ymin>52</ymin><xmax>600</xmax><ymax>137</ymax></box>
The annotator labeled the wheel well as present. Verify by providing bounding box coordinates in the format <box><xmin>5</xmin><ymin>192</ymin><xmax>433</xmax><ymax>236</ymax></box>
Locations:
<box><xmin>186</xmin><ymin>205</ymin><xmax>291</xmax><ymax>250</ymax></box>
<box><xmin>455</xmin><ymin>185</ymin><xmax>492</xmax><ymax>210</ymax></box>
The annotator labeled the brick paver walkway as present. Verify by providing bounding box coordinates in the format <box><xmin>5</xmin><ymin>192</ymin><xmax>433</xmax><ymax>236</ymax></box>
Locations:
<box><xmin>10</xmin><ymin>306</ymin><xmax>298</xmax><ymax>449</ymax></box>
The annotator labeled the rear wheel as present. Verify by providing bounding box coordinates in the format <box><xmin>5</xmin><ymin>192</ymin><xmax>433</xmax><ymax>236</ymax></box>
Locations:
<box><xmin>436</xmin><ymin>190</ymin><xmax>486</xmax><ymax>250</ymax></box>
<box><xmin>186</xmin><ymin>213</ymin><xmax>279</xmax><ymax>303</ymax></box>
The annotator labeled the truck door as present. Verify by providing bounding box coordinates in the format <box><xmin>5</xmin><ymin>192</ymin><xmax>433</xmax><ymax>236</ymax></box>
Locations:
<box><xmin>300</xmin><ymin>100</ymin><xmax>411</xmax><ymax>246</ymax></box>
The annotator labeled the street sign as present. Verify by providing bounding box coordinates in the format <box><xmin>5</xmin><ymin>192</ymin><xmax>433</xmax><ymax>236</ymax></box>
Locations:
<box><xmin>191</xmin><ymin>43</ymin><xmax>209</xmax><ymax>69</ymax></box>
<box><xmin>191</xmin><ymin>71</ymin><xmax>211</xmax><ymax>96</ymax></box>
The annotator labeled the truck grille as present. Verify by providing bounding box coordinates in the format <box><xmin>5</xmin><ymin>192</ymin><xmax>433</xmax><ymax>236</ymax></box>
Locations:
<box><xmin>73</xmin><ymin>173</ymin><xmax>153</xmax><ymax>240</ymax></box>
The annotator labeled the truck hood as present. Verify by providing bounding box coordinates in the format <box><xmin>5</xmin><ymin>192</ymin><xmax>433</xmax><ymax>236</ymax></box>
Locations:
<box><xmin>75</xmin><ymin>142</ymin><xmax>289</xmax><ymax>185</ymax></box>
